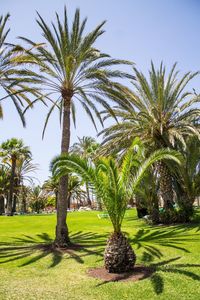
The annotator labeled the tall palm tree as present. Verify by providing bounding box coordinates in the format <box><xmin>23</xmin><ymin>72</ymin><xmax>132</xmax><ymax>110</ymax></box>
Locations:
<box><xmin>51</xmin><ymin>141</ymin><xmax>181</xmax><ymax>273</ymax></box>
<box><xmin>71</xmin><ymin>136</ymin><xmax>99</xmax><ymax>206</ymax></box>
<box><xmin>16</xmin><ymin>7</ymin><xmax>133</xmax><ymax>246</ymax></box>
<box><xmin>0</xmin><ymin>138</ymin><xmax>31</xmax><ymax>215</ymax></box>
<box><xmin>100</xmin><ymin>62</ymin><xmax>200</xmax><ymax>210</ymax></box>
<box><xmin>0</xmin><ymin>14</ymin><xmax>42</xmax><ymax>125</ymax></box>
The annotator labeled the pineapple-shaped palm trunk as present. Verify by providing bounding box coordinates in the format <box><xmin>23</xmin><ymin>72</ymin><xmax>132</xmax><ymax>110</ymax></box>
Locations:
<box><xmin>104</xmin><ymin>229</ymin><xmax>136</xmax><ymax>273</ymax></box>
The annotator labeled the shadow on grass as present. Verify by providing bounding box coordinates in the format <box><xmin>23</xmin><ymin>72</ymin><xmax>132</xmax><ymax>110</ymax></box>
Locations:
<box><xmin>150</xmin><ymin>257</ymin><xmax>200</xmax><ymax>294</ymax></box>
<box><xmin>129</xmin><ymin>227</ymin><xmax>200</xmax><ymax>263</ymax></box>
<box><xmin>95</xmin><ymin>256</ymin><xmax>200</xmax><ymax>295</ymax></box>
<box><xmin>0</xmin><ymin>231</ymin><xmax>106</xmax><ymax>268</ymax></box>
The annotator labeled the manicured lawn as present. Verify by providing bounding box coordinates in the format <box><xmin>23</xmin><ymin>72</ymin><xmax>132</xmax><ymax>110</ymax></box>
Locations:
<box><xmin>0</xmin><ymin>209</ymin><xmax>200</xmax><ymax>300</ymax></box>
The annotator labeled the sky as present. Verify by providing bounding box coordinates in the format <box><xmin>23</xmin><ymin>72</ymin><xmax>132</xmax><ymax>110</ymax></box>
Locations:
<box><xmin>1</xmin><ymin>0</ymin><xmax>200</xmax><ymax>183</ymax></box>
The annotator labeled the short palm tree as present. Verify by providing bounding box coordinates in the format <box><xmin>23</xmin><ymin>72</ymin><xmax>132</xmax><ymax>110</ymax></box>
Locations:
<box><xmin>100</xmin><ymin>62</ymin><xmax>200</xmax><ymax>210</ymax></box>
<box><xmin>16</xmin><ymin>7</ymin><xmax>133</xmax><ymax>246</ymax></box>
<box><xmin>51</xmin><ymin>141</ymin><xmax>181</xmax><ymax>273</ymax></box>
<box><xmin>0</xmin><ymin>138</ymin><xmax>31</xmax><ymax>215</ymax></box>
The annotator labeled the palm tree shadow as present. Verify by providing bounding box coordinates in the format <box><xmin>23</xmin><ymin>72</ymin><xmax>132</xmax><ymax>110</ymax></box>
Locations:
<box><xmin>129</xmin><ymin>227</ymin><xmax>200</xmax><ymax>263</ymax></box>
<box><xmin>0</xmin><ymin>231</ymin><xmax>107</xmax><ymax>268</ymax></box>
<box><xmin>95</xmin><ymin>256</ymin><xmax>200</xmax><ymax>295</ymax></box>
<box><xmin>150</xmin><ymin>257</ymin><xmax>200</xmax><ymax>294</ymax></box>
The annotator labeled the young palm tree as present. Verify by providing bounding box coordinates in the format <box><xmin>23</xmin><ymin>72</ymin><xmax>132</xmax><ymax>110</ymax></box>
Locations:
<box><xmin>0</xmin><ymin>138</ymin><xmax>31</xmax><ymax>215</ymax></box>
<box><xmin>51</xmin><ymin>141</ymin><xmax>181</xmax><ymax>273</ymax></box>
<box><xmin>16</xmin><ymin>7</ymin><xmax>133</xmax><ymax>246</ymax></box>
<box><xmin>100</xmin><ymin>62</ymin><xmax>200</xmax><ymax>210</ymax></box>
<box><xmin>71</xmin><ymin>136</ymin><xmax>99</xmax><ymax>206</ymax></box>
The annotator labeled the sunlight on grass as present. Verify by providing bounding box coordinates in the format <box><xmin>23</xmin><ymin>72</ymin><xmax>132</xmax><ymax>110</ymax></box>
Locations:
<box><xmin>0</xmin><ymin>209</ymin><xmax>200</xmax><ymax>300</ymax></box>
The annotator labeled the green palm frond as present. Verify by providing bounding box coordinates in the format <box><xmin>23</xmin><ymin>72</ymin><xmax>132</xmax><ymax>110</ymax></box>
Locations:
<box><xmin>51</xmin><ymin>143</ymin><xmax>181</xmax><ymax>232</ymax></box>
<box><xmin>100</xmin><ymin>62</ymin><xmax>200</xmax><ymax>155</ymax></box>
<box><xmin>14</xmin><ymin>7</ymin><xmax>134</xmax><ymax>135</ymax></box>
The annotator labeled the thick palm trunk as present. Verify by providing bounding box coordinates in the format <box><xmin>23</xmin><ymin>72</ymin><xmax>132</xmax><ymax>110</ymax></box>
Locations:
<box><xmin>55</xmin><ymin>95</ymin><xmax>71</xmax><ymax>247</ymax></box>
<box><xmin>0</xmin><ymin>195</ymin><xmax>5</xmax><ymax>215</ymax></box>
<box><xmin>104</xmin><ymin>232</ymin><xmax>136</xmax><ymax>273</ymax></box>
<box><xmin>157</xmin><ymin>161</ymin><xmax>174</xmax><ymax>209</ymax></box>
<box><xmin>7</xmin><ymin>157</ymin><xmax>16</xmax><ymax>216</ymax></box>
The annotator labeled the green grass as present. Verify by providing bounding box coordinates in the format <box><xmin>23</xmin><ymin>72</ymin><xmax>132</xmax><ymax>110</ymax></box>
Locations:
<box><xmin>0</xmin><ymin>209</ymin><xmax>200</xmax><ymax>300</ymax></box>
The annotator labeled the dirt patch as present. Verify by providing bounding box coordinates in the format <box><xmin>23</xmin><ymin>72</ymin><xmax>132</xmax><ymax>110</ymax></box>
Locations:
<box><xmin>88</xmin><ymin>265</ymin><xmax>154</xmax><ymax>283</ymax></box>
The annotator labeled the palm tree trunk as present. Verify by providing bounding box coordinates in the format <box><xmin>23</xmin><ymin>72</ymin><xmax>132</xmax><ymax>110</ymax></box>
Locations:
<box><xmin>85</xmin><ymin>182</ymin><xmax>92</xmax><ymax>207</ymax></box>
<box><xmin>7</xmin><ymin>157</ymin><xmax>16</xmax><ymax>216</ymax></box>
<box><xmin>55</xmin><ymin>190</ymin><xmax>58</xmax><ymax>210</ymax></box>
<box><xmin>12</xmin><ymin>194</ymin><xmax>17</xmax><ymax>214</ymax></box>
<box><xmin>104</xmin><ymin>232</ymin><xmax>136</xmax><ymax>273</ymax></box>
<box><xmin>67</xmin><ymin>193</ymin><xmax>71</xmax><ymax>210</ymax></box>
<box><xmin>0</xmin><ymin>195</ymin><xmax>5</xmax><ymax>215</ymax></box>
<box><xmin>157</xmin><ymin>161</ymin><xmax>174</xmax><ymax>210</ymax></box>
<box><xmin>21</xmin><ymin>186</ymin><xmax>27</xmax><ymax>213</ymax></box>
<box><xmin>55</xmin><ymin>95</ymin><xmax>71</xmax><ymax>247</ymax></box>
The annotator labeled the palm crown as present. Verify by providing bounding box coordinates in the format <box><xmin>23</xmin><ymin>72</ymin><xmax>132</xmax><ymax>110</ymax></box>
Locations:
<box><xmin>0</xmin><ymin>14</ymin><xmax>42</xmax><ymax>125</ymax></box>
<box><xmin>51</xmin><ymin>140</ymin><xmax>181</xmax><ymax>232</ymax></box>
<box><xmin>17</xmin><ymin>7</ymin><xmax>134</xmax><ymax>136</ymax></box>
<box><xmin>100</xmin><ymin>62</ymin><xmax>200</xmax><ymax>153</ymax></box>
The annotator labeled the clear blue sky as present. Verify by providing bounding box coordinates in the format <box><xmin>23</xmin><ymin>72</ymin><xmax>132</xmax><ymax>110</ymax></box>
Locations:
<box><xmin>1</xmin><ymin>0</ymin><xmax>200</xmax><ymax>183</ymax></box>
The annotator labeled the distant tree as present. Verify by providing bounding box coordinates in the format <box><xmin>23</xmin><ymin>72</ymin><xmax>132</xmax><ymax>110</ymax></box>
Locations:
<box><xmin>29</xmin><ymin>185</ymin><xmax>46</xmax><ymax>214</ymax></box>
<box><xmin>0</xmin><ymin>165</ymin><xmax>10</xmax><ymax>214</ymax></box>
<box><xmin>0</xmin><ymin>138</ymin><xmax>31</xmax><ymax>215</ymax></box>
<box><xmin>71</xmin><ymin>136</ymin><xmax>99</xmax><ymax>206</ymax></box>
<box><xmin>42</xmin><ymin>176</ymin><xmax>59</xmax><ymax>209</ymax></box>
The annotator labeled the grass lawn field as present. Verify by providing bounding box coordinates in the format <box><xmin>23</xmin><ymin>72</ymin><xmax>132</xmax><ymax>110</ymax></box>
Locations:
<box><xmin>0</xmin><ymin>209</ymin><xmax>200</xmax><ymax>300</ymax></box>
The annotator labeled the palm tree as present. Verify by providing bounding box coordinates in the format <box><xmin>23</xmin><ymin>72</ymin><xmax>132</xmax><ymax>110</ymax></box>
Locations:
<box><xmin>14</xmin><ymin>157</ymin><xmax>38</xmax><ymax>213</ymax></box>
<box><xmin>42</xmin><ymin>176</ymin><xmax>59</xmax><ymax>209</ymax></box>
<box><xmin>100</xmin><ymin>62</ymin><xmax>200</xmax><ymax>211</ymax></box>
<box><xmin>29</xmin><ymin>185</ymin><xmax>46</xmax><ymax>214</ymax></box>
<box><xmin>43</xmin><ymin>175</ymin><xmax>85</xmax><ymax>209</ymax></box>
<box><xmin>67</xmin><ymin>175</ymin><xmax>86</xmax><ymax>209</ymax></box>
<box><xmin>16</xmin><ymin>7</ymin><xmax>133</xmax><ymax>246</ymax></box>
<box><xmin>0</xmin><ymin>138</ymin><xmax>31</xmax><ymax>215</ymax></box>
<box><xmin>0</xmin><ymin>14</ymin><xmax>42</xmax><ymax>125</ymax></box>
<box><xmin>173</xmin><ymin>136</ymin><xmax>200</xmax><ymax>221</ymax></box>
<box><xmin>71</xmin><ymin>136</ymin><xmax>99</xmax><ymax>206</ymax></box>
<box><xmin>0</xmin><ymin>164</ymin><xmax>10</xmax><ymax>214</ymax></box>
<box><xmin>51</xmin><ymin>141</ymin><xmax>181</xmax><ymax>273</ymax></box>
